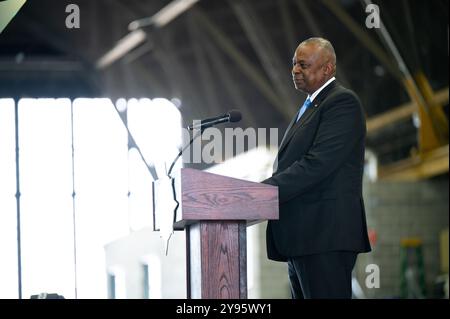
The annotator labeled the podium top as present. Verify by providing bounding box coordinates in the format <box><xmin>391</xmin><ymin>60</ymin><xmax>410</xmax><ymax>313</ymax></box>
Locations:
<box><xmin>173</xmin><ymin>168</ymin><xmax>279</xmax><ymax>229</ymax></box>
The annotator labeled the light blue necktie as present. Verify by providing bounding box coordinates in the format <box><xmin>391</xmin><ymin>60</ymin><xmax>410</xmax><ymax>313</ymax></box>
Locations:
<box><xmin>295</xmin><ymin>97</ymin><xmax>312</xmax><ymax>123</ymax></box>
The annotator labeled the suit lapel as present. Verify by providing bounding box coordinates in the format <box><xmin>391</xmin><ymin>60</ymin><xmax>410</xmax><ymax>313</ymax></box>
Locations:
<box><xmin>278</xmin><ymin>112</ymin><xmax>298</xmax><ymax>149</ymax></box>
<box><xmin>277</xmin><ymin>81</ymin><xmax>338</xmax><ymax>156</ymax></box>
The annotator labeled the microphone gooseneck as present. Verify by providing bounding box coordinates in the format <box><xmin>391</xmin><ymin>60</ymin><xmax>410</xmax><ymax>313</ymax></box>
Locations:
<box><xmin>168</xmin><ymin>110</ymin><xmax>242</xmax><ymax>177</ymax></box>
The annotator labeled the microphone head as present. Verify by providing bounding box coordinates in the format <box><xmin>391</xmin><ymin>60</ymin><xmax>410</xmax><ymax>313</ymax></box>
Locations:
<box><xmin>228</xmin><ymin>110</ymin><xmax>242</xmax><ymax>123</ymax></box>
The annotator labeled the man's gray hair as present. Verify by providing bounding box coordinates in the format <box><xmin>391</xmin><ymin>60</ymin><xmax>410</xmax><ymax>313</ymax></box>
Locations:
<box><xmin>300</xmin><ymin>37</ymin><xmax>336</xmax><ymax>66</ymax></box>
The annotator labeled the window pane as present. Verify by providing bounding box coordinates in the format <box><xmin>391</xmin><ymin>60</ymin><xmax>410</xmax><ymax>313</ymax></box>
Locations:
<box><xmin>73</xmin><ymin>98</ymin><xmax>129</xmax><ymax>298</ymax></box>
<box><xmin>127</xmin><ymin>98</ymin><xmax>181</xmax><ymax>231</ymax></box>
<box><xmin>127</xmin><ymin>98</ymin><xmax>182</xmax><ymax>176</ymax></box>
<box><xmin>18</xmin><ymin>98</ymin><xmax>75</xmax><ymax>298</ymax></box>
<box><xmin>128</xmin><ymin>147</ymin><xmax>153</xmax><ymax>231</ymax></box>
<box><xmin>0</xmin><ymin>99</ymin><xmax>18</xmax><ymax>298</ymax></box>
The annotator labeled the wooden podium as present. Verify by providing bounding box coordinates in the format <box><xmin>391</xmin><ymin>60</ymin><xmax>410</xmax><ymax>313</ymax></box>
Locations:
<box><xmin>155</xmin><ymin>168</ymin><xmax>279</xmax><ymax>299</ymax></box>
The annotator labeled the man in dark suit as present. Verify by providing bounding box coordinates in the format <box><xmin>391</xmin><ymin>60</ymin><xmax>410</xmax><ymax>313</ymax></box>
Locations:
<box><xmin>262</xmin><ymin>37</ymin><xmax>371</xmax><ymax>299</ymax></box>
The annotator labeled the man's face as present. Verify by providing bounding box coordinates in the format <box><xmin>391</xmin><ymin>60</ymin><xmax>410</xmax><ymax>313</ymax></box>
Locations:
<box><xmin>292</xmin><ymin>43</ymin><xmax>329</xmax><ymax>95</ymax></box>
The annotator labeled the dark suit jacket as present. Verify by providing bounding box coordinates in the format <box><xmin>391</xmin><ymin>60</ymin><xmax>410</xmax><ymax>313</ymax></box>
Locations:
<box><xmin>263</xmin><ymin>81</ymin><xmax>371</xmax><ymax>261</ymax></box>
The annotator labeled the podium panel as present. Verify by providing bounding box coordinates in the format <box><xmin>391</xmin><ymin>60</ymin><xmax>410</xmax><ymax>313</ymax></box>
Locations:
<box><xmin>153</xmin><ymin>168</ymin><xmax>278</xmax><ymax>299</ymax></box>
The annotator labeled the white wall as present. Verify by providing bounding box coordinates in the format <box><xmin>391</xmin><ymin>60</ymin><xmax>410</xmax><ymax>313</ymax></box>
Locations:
<box><xmin>104</xmin><ymin>227</ymin><xmax>186</xmax><ymax>299</ymax></box>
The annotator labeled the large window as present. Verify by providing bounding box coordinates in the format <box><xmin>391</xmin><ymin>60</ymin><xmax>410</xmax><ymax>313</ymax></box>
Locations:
<box><xmin>19</xmin><ymin>98</ymin><xmax>75</xmax><ymax>298</ymax></box>
<box><xmin>0</xmin><ymin>99</ymin><xmax>18</xmax><ymax>298</ymax></box>
<box><xmin>0</xmin><ymin>97</ymin><xmax>181</xmax><ymax>298</ymax></box>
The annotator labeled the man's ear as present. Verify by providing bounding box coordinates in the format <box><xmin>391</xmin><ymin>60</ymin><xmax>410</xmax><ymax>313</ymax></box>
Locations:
<box><xmin>323</xmin><ymin>62</ymin><xmax>333</xmax><ymax>76</ymax></box>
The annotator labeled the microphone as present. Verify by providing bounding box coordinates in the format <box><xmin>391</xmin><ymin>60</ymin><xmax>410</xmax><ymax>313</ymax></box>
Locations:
<box><xmin>167</xmin><ymin>110</ymin><xmax>242</xmax><ymax>177</ymax></box>
<box><xmin>187</xmin><ymin>110</ymin><xmax>242</xmax><ymax>131</ymax></box>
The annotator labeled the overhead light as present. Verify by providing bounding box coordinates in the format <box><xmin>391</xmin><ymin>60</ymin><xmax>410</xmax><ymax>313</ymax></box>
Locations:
<box><xmin>96</xmin><ymin>0</ymin><xmax>200</xmax><ymax>69</ymax></box>
<box><xmin>96</xmin><ymin>29</ymin><xmax>146</xmax><ymax>69</ymax></box>
<box><xmin>128</xmin><ymin>0</ymin><xmax>200</xmax><ymax>30</ymax></box>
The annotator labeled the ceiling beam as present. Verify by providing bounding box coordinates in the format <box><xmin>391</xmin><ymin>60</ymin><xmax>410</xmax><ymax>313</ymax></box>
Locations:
<box><xmin>19</xmin><ymin>12</ymin><xmax>92</xmax><ymax>67</ymax></box>
<box><xmin>0</xmin><ymin>57</ymin><xmax>83</xmax><ymax>72</ymax></box>
<box><xmin>323</xmin><ymin>0</ymin><xmax>443</xmax><ymax>152</ymax></box>
<box><xmin>230</xmin><ymin>0</ymin><xmax>298</xmax><ymax>112</ymax></box>
<box><xmin>151</xmin><ymin>27</ymin><xmax>206</xmax><ymax>120</ymax></box>
<box><xmin>378</xmin><ymin>144</ymin><xmax>449</xmax><ymax>181</ymax></box>
<box><xmin>96</xmin><ymin>0</ymin><xmax>201</xmax><ymax>69</ymax></box>
<box><xmin>187</xmin><ymin>14</ymin><xmax>223</xmax><ymax>115</ymax></box>
<box><xmin>278</xmin><ymin>0</ymin><xmax>297</xmax><ymax>58</ymax></box>
<box><xmin>320</xmin><ymin>0</ymin><xmax>403</xmax><ymax>81</ymax></box>
<box><xmin>200</xmin><ymin>26</ymin><xmax>258</xmax><ymax>127</ymax></box>
<box><xmin>18</xmin><ymin>11</ymin><xmax>99</xmax><ymax>91</ymax></box>
<box><xmin>367</xmin><ymin>87</ymin><xmax>449</xmax><ymax>134</ymax></box>
<box><xmin>192</xmin><ymin>8</ymin><xmax>292</xmax><ymax>122</ymax></box>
